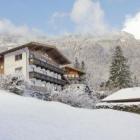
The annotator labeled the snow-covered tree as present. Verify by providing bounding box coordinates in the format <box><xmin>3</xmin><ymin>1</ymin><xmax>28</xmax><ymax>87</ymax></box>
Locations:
<box><xmin>81</xmin><ymin>61</ymin><xmax>85</xmax><ymax>71</ymax></box>
<box><xmin>74</xmin><ymin>57</ymin><xmax>80</xmax><ymax>69</ymax></box>
<box><xmin>133</xmin><ymin>76</ymin><xmax>139</xmax><ymax>87</ymax></box>
<box><xmin>107</xmin><ymin>46</ymin><xmax>132</xmax><ymax>90</ymax></box>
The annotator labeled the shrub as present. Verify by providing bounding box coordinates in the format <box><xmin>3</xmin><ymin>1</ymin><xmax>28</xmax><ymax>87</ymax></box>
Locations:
<box><xmin>50</xmin><ymin>84</ymin><xmax>98</xmax><ymax>109</ymax></box>
<box><xmin>96</xmin><ymin>104</ymin><xmax>140</xmax><ymax>114</ymax></box>
<box><xmin>0</xmin><ymin>74</ymin><xmax>25</xmax><ymax>95</ymax></box>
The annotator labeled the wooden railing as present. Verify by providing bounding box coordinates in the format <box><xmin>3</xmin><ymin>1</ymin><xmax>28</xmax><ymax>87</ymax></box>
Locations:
<box><xmin>29</xmin><ymin>71</ymin><xmax>66</xmax><ymax>86</ymax></box>
<box><xmin>29</xmin><ymin>55</ymin><xmax>65</xmax><ymax>75</ymax></box>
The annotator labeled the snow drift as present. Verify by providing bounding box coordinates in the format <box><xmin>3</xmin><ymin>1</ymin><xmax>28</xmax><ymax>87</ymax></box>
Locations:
<box><xmin>0</xmin><ymin>90</ymin><xmax>140</xmax><ymax>140</ymax></box>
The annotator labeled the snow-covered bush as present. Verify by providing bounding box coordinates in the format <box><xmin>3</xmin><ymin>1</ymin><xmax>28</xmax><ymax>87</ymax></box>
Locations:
<box><xmin>96</xmin><ymin>103</ymin><xmax>140</xmax><ymax>114</ymax></box>
<box><xmin>0</xmin><ymin>74</ymin><xmax>25</xmax><ymax>95</ymax></box>
<box><xmin>0</xmin><ymin>75</ymin><xmax>98</xmax><ymax>108</ymax></box>
<box><xmin>50</xmin><ymin>84</ymin><xmax>98</xmax><ymax>109</ymax></box>
<box><xmin>0</xmin><ymin>74</ymin><xmax>51</xmax><ymax>99</ymax></box>
<box><xmin>24</xmin><ymin>85</ymin><xmax>51</xmax><ymax>100</ymax></box>
<box><xmin>95</xmin><ymin>91</ymin><xmax>109</xmax><ymax>100</ymax></box>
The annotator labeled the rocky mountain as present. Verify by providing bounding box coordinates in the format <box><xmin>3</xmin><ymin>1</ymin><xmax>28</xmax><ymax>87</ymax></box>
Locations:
<box><xmin>48</xmin><ymin>32</ymin><xmax>140</xmax><ymax>89</ymax></box>
<box><xmin>0</xmin><ymin>31</ymin><xmax>140</xmax><ymax>89</ymax></box>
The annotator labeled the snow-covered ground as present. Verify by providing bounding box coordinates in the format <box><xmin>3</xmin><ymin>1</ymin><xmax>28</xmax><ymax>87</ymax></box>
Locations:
<box><xmin>0</xmin><ymin>90</ymin><xmax>140</xmax><ymax>140</ymax></box>
<box><xmin>103</xmin><ymin>87</ymin><xmax>140</xmax><ymax>102</ymax></box>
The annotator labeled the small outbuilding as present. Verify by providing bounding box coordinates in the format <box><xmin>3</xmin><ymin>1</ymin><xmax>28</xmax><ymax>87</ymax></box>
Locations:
<box><xmin>102</xmin><ymin>88</ymin><xmax>140</xmax><ymax>103</ymax></box>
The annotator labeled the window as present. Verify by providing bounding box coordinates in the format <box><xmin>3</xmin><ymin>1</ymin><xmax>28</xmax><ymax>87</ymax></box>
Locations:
<box><xmin>15</xmin><ymin>67</ymin><xmax>22</xmax><ymax>73</ymax></box>
<box><xmin>0</xmin><ymin>65</ymin><xmax>3</xmax><ymax>69</ymax></box>
<box><xmin>15</xmin><ymin>54</ymin><xmax>22</xmax><ymax>61</ymax></box>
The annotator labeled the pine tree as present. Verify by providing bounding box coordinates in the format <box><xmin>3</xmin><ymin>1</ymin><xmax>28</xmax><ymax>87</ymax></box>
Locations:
<box><xmin>133</xmin><ymin>76</ymin><xmax>139</xmax><ymax>87</ymax></box>
<box><xmin>74</xmin><ymin>57</ymin><xmax>80</xmax><ymax>69</ymax></box>
<box><xmin>81</xmin><ymin>61</ymin><xmax>85</xmax><ymax>71</ymax></box>
<box><xmin>108</xmin><ymin>46</ymin><xmax>132</xmax><ymax>89</ymax></box>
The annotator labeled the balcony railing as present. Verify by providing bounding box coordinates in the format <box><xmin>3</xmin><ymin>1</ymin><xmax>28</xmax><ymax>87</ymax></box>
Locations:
<box><xmin>29</xmin><ymin>71</ymin><xmax>66</xmax><ymax>86</ymax></box>
<box><xmin>29</xmin><ymin>55</ymin><xmax>64</xmax><ymax>75</ymax></box>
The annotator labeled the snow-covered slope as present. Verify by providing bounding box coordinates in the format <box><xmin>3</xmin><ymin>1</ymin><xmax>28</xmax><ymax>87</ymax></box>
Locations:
<box><xmin>103</xmin><ymin>87</ymin><xmax>140</xmax><ymax>102</ymax></box>
<box><xmin>0</xmin><ymin>90</ymin><xmax>140</xmax><ymax>140</ymax></box>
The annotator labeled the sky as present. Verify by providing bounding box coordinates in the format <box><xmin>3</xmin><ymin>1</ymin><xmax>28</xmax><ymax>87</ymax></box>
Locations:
<box><xmin>0</xmin><ymin>0</ymin><xmax>140</xmax><ymax>38</ymax></box>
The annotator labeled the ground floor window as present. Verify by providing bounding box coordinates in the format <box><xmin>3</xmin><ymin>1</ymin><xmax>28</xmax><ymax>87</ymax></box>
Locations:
<box><xmin>15</xmin><ymin>67</ymin><xmax>22</xmax><ymax>73</ymax></box>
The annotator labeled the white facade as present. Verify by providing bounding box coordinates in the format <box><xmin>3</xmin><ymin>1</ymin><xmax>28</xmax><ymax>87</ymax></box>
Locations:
<box><xmin>3</xmin><ymin>47</ymin><xmax>64</xmax><ymax>90</ymax></box>
<box><xmin>4</xmin><ymin>48</ymin><xmax>29</xmax><ymax>79</ymax></box>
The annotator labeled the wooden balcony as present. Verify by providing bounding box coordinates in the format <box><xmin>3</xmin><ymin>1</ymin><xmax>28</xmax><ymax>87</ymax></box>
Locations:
<box><xmin>29</xmin><ymin>56</ymin><xmax>64</xmax><ymax>75</ymax></box>
<box><xmin>29</xmin><ymin>71</ymin><xmax>66</xmax><ymax>86</ymax></box>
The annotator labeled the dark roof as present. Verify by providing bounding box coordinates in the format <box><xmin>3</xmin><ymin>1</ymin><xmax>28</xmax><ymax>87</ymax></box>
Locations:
<box><xmin>0</xmin><ymin>42</ymin><xmax>70</xmax><ymax>65</ymax></box>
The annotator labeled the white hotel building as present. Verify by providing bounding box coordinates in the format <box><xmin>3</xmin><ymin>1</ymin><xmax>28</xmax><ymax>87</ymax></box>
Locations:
<box><xmin>0</xmin><ymin>42</ymin><xmax>70</xmax><ymax>90</ymax></box>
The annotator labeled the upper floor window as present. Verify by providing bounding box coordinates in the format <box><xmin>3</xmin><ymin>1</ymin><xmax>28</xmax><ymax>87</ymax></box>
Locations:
<box><xmin>15</xmin><ymin>54</ymin><xmax>22</xmax><ymax>61</ymax></box>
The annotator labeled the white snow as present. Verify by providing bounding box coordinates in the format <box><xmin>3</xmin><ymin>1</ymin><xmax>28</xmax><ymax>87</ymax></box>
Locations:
<box><xmin>0</xmin><ymin>90</ymin><xmax>140</xmax><ymax>140</ymax></box>
<box><xmin>103</xmin><ymin>87</ymin><xmax>140</xmax><ymax>102</ymax></box>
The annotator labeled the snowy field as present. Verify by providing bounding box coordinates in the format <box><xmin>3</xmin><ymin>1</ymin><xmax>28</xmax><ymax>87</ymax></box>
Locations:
<box><xmin>0</xmin><ymin>90</ymin><xmax>140</xmax><ymax>140</ymax></box>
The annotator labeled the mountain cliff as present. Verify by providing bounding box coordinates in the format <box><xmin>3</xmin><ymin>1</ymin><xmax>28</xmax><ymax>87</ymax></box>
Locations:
<box><xmin>48</xmin><ymin>32</ymin><xmax>140</xmax><ymax>88</ymax></box>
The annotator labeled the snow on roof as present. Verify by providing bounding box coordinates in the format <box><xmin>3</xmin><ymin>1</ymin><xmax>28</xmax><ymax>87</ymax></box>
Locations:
<box><xmin>0</xmin><ymin>90</ymin><xmax>140</xmax><ymax>140</ymax></box>
<box><xmin>103</xmin><ymin>87</ymin><xmax>140</xmax><ymax>102</ymax></box>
